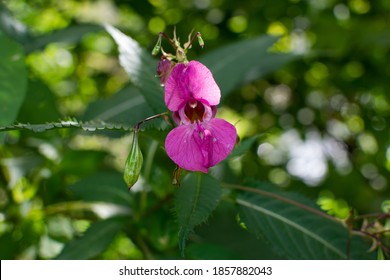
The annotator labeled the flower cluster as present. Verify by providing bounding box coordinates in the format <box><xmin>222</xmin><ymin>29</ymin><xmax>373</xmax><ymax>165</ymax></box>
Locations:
<box><xmin>154</xmin><ymin>31</ymin><xmax>237</xmax><ymax>173</ymax></box>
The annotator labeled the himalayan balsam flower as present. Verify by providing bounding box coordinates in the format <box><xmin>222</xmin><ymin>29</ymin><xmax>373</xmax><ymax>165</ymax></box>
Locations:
<box><xmin>164</xmin><ymin>61</ymin><xmax>237</xmax><ymax>173</ymax></box>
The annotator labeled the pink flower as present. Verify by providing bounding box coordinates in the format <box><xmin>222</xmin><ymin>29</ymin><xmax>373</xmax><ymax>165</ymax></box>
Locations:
<box><xmin>164</xmin><ymin>61</ymin><xmax>237</xmax><ymax>173</ymax></box>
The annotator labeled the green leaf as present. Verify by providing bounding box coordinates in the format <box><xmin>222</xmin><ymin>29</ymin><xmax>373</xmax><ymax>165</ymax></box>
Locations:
<box><xmin>236</xmin><ymin>183</ymin><xmax>374</xmax><ymax>259</ymax></box>
<box><xmin>60</xmin><ymin>150</ymin><xmax>108</xmax><ymax>177</ymax></box>
<box><xmin>228</xmin><ymin>134</ymin><xmax>263</xmax><ymax>159</ymax></box>
<box><xmin>68</xmin><ymin>172</ymin><xmax>132</xmax><ymax>207</ymax></box>
<box><xmin>0</xmin><ymin>119</ymin><xmax>134</xmax><ymax>133</ymax></box>
<box><xmin>186</xmin><ymin>243</ymin><xmax>240</xmax><ymax>260</ymax></box>
<box><xmin>17</xmin><ymin>79</ymin><xmax>61</xmax><ymax>123</ymax></box>
<box><xmin>82</xmin><ymin>84</ymin><xmax>154</xmax><ymax>125</ymax></box>
<box><xmin>199</xmin><ymin>36</ymin><xmax>295</xmax><ymax>98</ymax></box>
<box><xmin>243</xmin><ymin>53</ymin><xmax>298</xmax><ymax>85</ymax></box>
<box><xmin>0</xmin><ymin>31</ymin><xmax>27</xmax><ymax>143</ymax></box>
<box><xmin>175</xmin><ymin>173</ymin><xmax>221</xmax><ymax>255</ymax></box>
<box><xmin>105</xmin><ymin>25</ymin><xmax>165</xmax><ymax>113</ymax></box>
<box><xmin>56</xmin><ymin>217</ymin><xmax>125</xmax><ymax>260</ymax></box>
<box><xmin>24</xmin><ymin>23</ymin><xmax>103</xmax><ymax>54</ymax></box>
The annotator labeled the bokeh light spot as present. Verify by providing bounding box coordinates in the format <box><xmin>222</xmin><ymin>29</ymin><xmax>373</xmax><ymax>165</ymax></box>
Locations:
<box><xmin>227</xmin><ymin>15</ymin><xmax>248</xmax><ymax>33</ymax></box>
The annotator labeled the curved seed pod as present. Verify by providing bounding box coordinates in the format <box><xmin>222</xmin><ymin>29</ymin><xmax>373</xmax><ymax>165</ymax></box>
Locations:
<box><xmin>123</xmin><ymin>132</ymin><xmax>143</xmax><ymax>189</ymax></box>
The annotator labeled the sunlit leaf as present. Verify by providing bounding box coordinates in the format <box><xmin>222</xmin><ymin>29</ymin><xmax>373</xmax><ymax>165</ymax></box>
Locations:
<box><xmin>236</xmin><ymin>182</ymin><xmax>374</xmax><ymax>259</ymax></box>
<box><xmin>0</xmin><ymin>31</ymin><xmax>27</xmax><ymax>143</ymax></box>
<box><xmin>105</xmin><ymin>25</ymin><xmax>165</xmax><ymax>113</ymax></box>
<box><xmin>175</xmin><ymin>173</ymin><xmax>221</xmax><ymax>255</ymax></box>
<box><xmin>56</xmin><ymin>217</ymin><xmax>125</xmax><ymax>260</ymax></box>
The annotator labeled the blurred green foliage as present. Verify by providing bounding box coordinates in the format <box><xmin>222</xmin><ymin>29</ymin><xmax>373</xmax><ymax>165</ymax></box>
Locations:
<box><xmin>0</xmin><ymin>0</ymin><xmax>389</xmax><ymax>259</ymax></box>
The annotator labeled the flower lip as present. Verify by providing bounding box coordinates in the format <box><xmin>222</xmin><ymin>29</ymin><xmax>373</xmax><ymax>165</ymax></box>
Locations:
<box><xmin>165</xmin><ymin>118</ymin><xmax>237</xmax><ymax>173</ymax></box>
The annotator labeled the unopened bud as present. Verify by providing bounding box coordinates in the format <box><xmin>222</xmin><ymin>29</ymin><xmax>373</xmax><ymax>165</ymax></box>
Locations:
<box><xmin>156</xmin><ymin>58</ymin><xmax>175</xmax><ymax>86</ymax></box>
<box><xmin>124</xmin><ymin>132</ymin><xmax>143</xmax><ymax>189</ymax></box>
<box><xmin>152</xmin><ymin>34</ymin><xmax>163</xmax><ymax>56</ymax></box>
<box><xmin>197</xmin><ymin>33</ymin><xmax>204</xmax><ymax>48</ymax></box>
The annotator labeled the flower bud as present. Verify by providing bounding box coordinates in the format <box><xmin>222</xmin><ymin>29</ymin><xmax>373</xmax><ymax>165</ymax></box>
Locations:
<box><xmin>152</xmin><ymin>33</ymin><xmax>162</xmax><ymax>56</ymax></box>
<box><xmin>197</xmin><ymin>33</ymin><xmax>204</xmax><ymax>48</ymax></box>
<box><xmin>156</xmin><ymin>58</ymin><xmax>174</xmax><ymax>86</ymax></box>
<box><xmin>123</xmin><ymin>132</ymin><xmax>143</xmax><ymax>189</ymax></box>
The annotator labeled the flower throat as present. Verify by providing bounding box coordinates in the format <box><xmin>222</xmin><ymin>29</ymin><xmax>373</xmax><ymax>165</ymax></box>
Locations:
<box><xmin>184</xmin><ymin>100</ymin><xmax>206</xmax><ymax>123</ymax></box>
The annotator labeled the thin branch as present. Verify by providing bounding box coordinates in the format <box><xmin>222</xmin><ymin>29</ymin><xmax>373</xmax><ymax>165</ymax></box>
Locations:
<box><xmin>134</xmin><ymin>112</ymin><xmax>169</xmax><ymax>133</ymax></box>
<box><xmin>355</xmin><ymin>212</ymin><xmax>390</xmax><ymax>220</ymax></box>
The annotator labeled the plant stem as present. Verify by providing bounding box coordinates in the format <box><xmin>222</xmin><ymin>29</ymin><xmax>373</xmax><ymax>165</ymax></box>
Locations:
<box><xmin>134</xmin><ymin>112</ymin><xmax>169</xmax><ymax>133</ymax></box>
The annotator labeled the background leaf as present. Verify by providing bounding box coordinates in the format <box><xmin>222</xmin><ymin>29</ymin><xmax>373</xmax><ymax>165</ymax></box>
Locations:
<box><xmin>82</xmin><ymin>84</ymin><xmax>154</xmax><ymax>125</ymax></box>
<box><xmin>55</xmin><ymin>217</ymin><xmax>125</xmax><ymax>260</ymax></box>
<box><xmin>68</xmin><ymin>172</ymin><xmax>132</xmax><ymax>207</ymax></box>
<box><xmin>17</xmin><ymin>79</ymin><xmax>61</xmax><ymax>123</ymax></box>
<box><xmin>0</xmin><ymin>31</ymin><xmax>27</xmax><ymax>143</ymax></box>
<box><xmin>199</xmin><ymin>36</ymin><xmax>296</xmax><ymax>98</ymax></box>
<box><xmin>175</xmin><ymin>173</ymin><xmax>221</xmax><ymax>255</ymax></box>
<box><xmin>228</xmin><ymin>134</ymin><xmax>262</xmax><ymax>160</ymax></box>
<box><xmin>237</xmin><ymin>183</ymin><xmax>374</xmax><ymax>259</ymax></box>
<box><xmin>105</xmin><ymin>25</ymin><xmax>165</xmax><ymax>113</ymax></box>
<box><xmin>24</xmin><ymin>23</ymin><xmax>103</xmax><ymax>54</ymax></box>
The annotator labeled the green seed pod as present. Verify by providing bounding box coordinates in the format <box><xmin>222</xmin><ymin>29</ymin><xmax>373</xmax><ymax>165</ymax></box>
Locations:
<box><xmin>123</xmin><ymin>132</ymin><xmax>143</xmax><ymax>189</ymax></box>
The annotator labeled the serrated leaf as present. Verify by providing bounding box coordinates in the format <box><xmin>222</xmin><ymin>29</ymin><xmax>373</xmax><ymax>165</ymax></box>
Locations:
<box><xmin>105</xmin><ymin>25</ymin><xmax>165</xmax><ymax>113</ymax></box>
<box><xmin>55</xmin><ymin>217</ymin><xmax>125</xmax><ymax>260</ymax></box>
<box><xmin>0</xmin><ymin>31</ymin><xmax>27</xmax><ymax>143</ymax></box>
<box><xmin>175</xmin><ymin>173</ymin><xmax>221</xmax><ymax>255</ymax></box>
<box><xmin>237</xmin><ymin>183</ymin><xmax>374</xmax><ymax>259</ymax></box>
<box><xmin>68</xmin><ymin>172</ymin><xmax>132</xmax><ymax>207</ymax></box>
<box><xmin>0</xmin><ymin>119</ymin><xmax>134</xmax><ymax>133</ymax></box>
<box><xmin>199</xmin><ymin>36</ymin><xmax>296</xmax><ymax>98</ymax></box>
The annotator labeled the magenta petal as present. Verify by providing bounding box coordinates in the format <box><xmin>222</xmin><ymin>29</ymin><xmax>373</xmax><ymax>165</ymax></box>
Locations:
<box><xmin>203</xmin><ymin>118</ymin><xmax>237</xmax><ymax>167</ymax></box>
<box><xmin>164</xmin><ymin>61</ymin><xmax>221</xmax><ymax>112</ymax></box>
<box><xmin>165</xmin><ymin>118</ymin><xmax>237</xmax><ymax>172</ymax></box>
<box><xmin>165</xmin><ymin>124</ymin><xmax>208</xmax><ymax>173</ymax></box>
